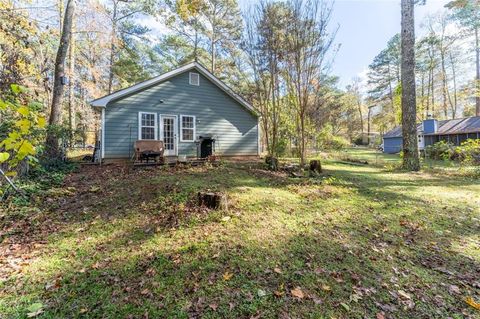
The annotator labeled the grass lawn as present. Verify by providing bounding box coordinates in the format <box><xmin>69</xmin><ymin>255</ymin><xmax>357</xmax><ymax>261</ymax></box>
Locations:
<box><xmin>1</xmin><ymin>158</ymin><xmax>480</xmax><ymax>318</ymax></box>
<box><xmin>330</xmin><ymin>147</ymin><xmax>401</xmax><ymax>165</ymax></box>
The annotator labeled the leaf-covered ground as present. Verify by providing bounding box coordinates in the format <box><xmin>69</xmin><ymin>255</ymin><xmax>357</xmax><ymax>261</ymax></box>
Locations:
<box><xmin>1</xmin><ymin>159</ymin><xmax>479</xmax><ymax>318</ymax></box>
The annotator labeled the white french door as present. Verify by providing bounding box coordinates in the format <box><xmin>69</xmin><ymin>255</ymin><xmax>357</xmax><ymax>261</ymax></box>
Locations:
<box><xmin>160</xmin><ymin>115</ymin><xmax>177</xmax><ymax>156</ymax></box>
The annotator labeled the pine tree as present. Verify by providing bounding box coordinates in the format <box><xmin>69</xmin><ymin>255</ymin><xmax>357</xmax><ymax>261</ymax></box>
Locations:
<box><xmin>401</xmin><ymin>0</ymin><xmax>420</xmax><ymax>171</ymax></box>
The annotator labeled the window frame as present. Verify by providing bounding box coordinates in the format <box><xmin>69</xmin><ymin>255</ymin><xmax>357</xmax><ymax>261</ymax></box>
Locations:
<box><xmin>189</xmin><ymin>72</ymin><xmax>200</xmax><ymax>86</ymax></box>
<box><xmin>138</xmin><ymin>112</ymin><xmax>158</xmax><ymax>140</ymax></box>
<box><xmin>180</xmin><ymin>115</ymin><xmax>196</xmax><ymax>142</ymax></box>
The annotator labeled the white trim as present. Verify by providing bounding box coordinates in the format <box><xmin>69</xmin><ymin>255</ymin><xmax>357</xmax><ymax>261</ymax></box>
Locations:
<box><xmin>89</xmin><ymin>62</ymin><xmax>257</xmax><ymax>116</ymax></box>
<box><xmin>101</xmin><ymin>108</ymin><xmax>105</xmax><ymax>159</ymax></box>
<box><xmin>180</xmin><ymin>115</ymin><xmax>196</xmax><ymax>142</ymax></box>
<box><xmin>189</xmin><ymin>72</ymin><xmax>200</xmax><ymax>86</ymax></box>
<box><xmin>138</xmin><ymin>112</ymin><xmax>158</xmax><ymax>140</ymax></box>
<box><xmin>159</xmin><ymin>114</ymin><xmax>178</xmax><ymax>156</ymax></box>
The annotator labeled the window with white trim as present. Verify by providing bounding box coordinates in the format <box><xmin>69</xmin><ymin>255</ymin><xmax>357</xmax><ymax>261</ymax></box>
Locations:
<box><xmin>180</xmin><ymin>115</ymin><xmax>195</xmax><ymax>142</ymax></box>
<box><xmin>189</xmin><ymin>72</ymin><xmax>200</xmax><ymax>86</ymax></box>
<box><xmin>139</xmin><ymin>112</ymin><xmax>157</xmax><ymax>140</ymax></box>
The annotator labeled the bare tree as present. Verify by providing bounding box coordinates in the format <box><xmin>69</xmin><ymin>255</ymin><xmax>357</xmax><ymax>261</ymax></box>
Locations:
<box><xmin>446</xmin><ymin>0</ymin><xmax>480</xmax><ymax>116</ymax></box>
<box><xmin>401</xmin><ymin>0</ymin><xmax>420</xmax><ymax>171</ymax></box>
<box><xmin>243</xmin><ymin>1</ymin><xmax>289</xmax><ymax>157</ymax></box>
<box><xmin>46</xmin><ymin>0</ymin><xmax>76</xmax><ymax>159</ymax></box>
<box><xmin>350</xmin><ymin>77</ymin><xmax>365</xmax><ymax>137</ymax></box>
<box><xmin>284</xmin><ymin>0</ymin><xmax>337</xmax><ymax>167</ymax></box>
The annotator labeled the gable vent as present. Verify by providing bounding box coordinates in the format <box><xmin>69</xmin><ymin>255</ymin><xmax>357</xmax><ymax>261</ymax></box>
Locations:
<box><xmin>189</xmin><ymin>72</ymin><xmax>200</xmax><ymax>86</ymax></box>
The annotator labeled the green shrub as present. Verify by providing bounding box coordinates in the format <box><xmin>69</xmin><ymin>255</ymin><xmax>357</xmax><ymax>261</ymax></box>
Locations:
<box><xmin>456</xmin><ymin>139</ymin><xmax>480</xmax><ymax>164</ymax></box>
<box><xmin>426</xmin><ymin>139</ymin><xmax>480</xmax><ymax>164</ymax></box>
<box><xmin>425</xmin><ymin>141</ymin><xmax>455</xmax><ymax>161</ymax></box>
<box><xmin>323</xmin><ymin>135</ymin><xmax>350</xmax><ymax>150</ymax></box>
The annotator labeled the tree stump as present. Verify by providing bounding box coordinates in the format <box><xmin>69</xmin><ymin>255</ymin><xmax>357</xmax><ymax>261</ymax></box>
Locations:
<box><xmin>265</xmin><ymin>156</ymin><xmax>279</xmax><ymax>171</ymax></box>
<box><xmin>198</xmin><ymin>192</ymin><xmax>228</xmax><ymax>210</ymax></box>
<box><xmin>309</xmin><ymin>160</ymin><xmax>322</xmax><ymax>174</ymax></box>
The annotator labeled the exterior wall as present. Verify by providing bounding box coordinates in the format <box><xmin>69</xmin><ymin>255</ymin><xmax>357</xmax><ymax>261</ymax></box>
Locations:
<box><xmin>103</xmin><ymin>70</ymin><xmax>258</xmax><ymax>158</ymax></box>
<box><xmin>383</xmin><ymin>137</ymin><xmax>403</xmax><ymax>154</ymax></box>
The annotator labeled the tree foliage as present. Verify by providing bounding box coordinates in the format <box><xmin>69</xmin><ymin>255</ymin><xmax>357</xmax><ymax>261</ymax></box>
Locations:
<box><xmin>0</xmin><ymin>85</ymin><xmax>46</xmax><ymax>175</ymax></box>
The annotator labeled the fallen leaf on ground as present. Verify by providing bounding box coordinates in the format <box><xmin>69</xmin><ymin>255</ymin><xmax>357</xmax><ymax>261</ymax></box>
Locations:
<box><xmin>223</xmin><ymin>271</ymin><xmax>233</xmax><ymax>281</ymax></box>
<box><xmin>26</xmin><ymin>303</ymin><xmax>44</xmax><ymax>318</ymax></box>
<box><xmin>89</xmin><ymin>186</ymin><xmax>100</xmax><ymax>193</ymax></box>
<box><xmin>376</xmin><ymin>312</ymin><xmax>385</xmax><ymax>319</ymax></box>
<box><xmin>321</xmin><ymin>285</ymin><xmax>331</xmax><ymax>292</ymax></box>
<box><xmin>465</xmin><ymin>297</ymin><xmax>480</xmax><ymax>310</ymax></box>
<box><xmin>312</xmin><ymin>296</ymin><xmax>323</xmax><ymax>305</ymax></box>
<box><xmin>274</xmin><ymin>283</ymin><xmax>285</xmax><ymax>297</ymax></box>
<box><xmin>209</xmin><ymin>303</ymin><xmax>218</xmax><ymax>311</ymax></box>
<box><xmin>291</xmin><ymin>287</ymin><xmax>305</xmax><ymax>299</ymax></box>
<box><xmin>340</xmin><ymin>302</ymin><xmax>350</xmax><ymax>311</ymax></box>
<box><xmin>274</xmin><ymin>267</ymin><xmax>282</xmax><ymax>274</ymax></box>
<box><xmin>397</xmin><ymin>290</ymin><xmax>411</xmax><ymax>300</ymax></box>
<box><xmin>448</xmin><ymin>285</ymin><xmax>460</xmax><ymax>295</ymax></box>
<box><xmin>257</xmin><ymin>289</ymin><xmax>267</xmax><ymax>297</ymax></box>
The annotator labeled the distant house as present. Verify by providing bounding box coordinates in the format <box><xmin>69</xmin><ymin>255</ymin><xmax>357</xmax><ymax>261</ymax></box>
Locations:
<box><xmin>382</xmin><ymin>117</ymin><xmax>480</xmax><ymax>154</ymax></box>
<box><xmin>90</xmin><ymin>62</ymin><xmax>260</xmax><ymax>161</ymax></box>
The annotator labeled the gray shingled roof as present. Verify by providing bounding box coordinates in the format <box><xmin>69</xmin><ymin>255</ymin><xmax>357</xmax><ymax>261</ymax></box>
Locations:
<box><xmin>383</xmin><ymin>123</ymin><xmax>423</xmax><ymax>138</ymax></box>
<box><xmin>426</xmin><ymin>116</ymin><xmax>480</xmax><ymax>135</ymax></box>
<box><xmin>384</xmin><ymin>116</ymin><xmax>480</xmax><ymax>139</ymax></box>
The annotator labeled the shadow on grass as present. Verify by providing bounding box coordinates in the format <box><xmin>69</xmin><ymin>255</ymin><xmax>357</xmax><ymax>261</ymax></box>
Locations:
<box><xmin>1</xmin><ymin>161</ymin><xmax>479</xmax><ymax>318</ymax></box>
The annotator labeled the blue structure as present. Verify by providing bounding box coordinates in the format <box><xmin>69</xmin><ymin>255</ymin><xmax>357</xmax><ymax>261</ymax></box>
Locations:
<box><xmin>383</xmin><ymin>117</ymin><xmax>480</xmax><ymax>154</ymax></box>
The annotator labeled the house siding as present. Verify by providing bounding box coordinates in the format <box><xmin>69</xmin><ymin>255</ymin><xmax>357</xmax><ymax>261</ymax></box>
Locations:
<box><xmin>383</xmin><ymin>137</ymin><xmax>403</xmax><ymax>154</ymax></box>
<box><xmin>103</xmin><ymin>70</ymin><xmax>258</xmax><ymax>159</ymax></box>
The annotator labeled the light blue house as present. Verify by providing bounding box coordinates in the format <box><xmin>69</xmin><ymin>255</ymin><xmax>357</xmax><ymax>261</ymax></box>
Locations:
<box><xmin>90</xmin><ymin>62</ymin><xmax>260</xmax><ymax>161</ymax></box>
<box><xmin>383</xmin><ymin>117</ymin><xmax>480</xmax><ymax>153</ymax></box>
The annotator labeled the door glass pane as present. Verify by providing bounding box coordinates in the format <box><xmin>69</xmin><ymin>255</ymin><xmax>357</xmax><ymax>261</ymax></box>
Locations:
<box><xmin>163</xmin><ymin>118</ymin><xmax>174</xmax><ymax>151</ymax></box>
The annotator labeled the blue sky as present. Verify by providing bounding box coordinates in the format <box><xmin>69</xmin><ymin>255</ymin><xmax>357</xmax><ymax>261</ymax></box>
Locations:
<box><xmin>144</xmin><ymin>0</ymin><xmax>453</xmax><ymax>88</ymax></box>
<box><xmin>239</xmin><ymin>0</ymin><xmax>452</xmax><ymax>88</ymax></box>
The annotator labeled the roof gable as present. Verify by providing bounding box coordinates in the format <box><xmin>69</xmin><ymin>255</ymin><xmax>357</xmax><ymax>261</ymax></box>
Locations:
<box><xmin>90</xmin><ymin>62</ymin><xmax>258</xmax><ymax>117</ymax></box>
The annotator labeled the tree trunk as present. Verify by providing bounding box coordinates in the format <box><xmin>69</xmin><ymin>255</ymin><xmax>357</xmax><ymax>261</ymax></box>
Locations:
<box><xmin>475</xmin><ymin>27</ymin><xmax>480</xmax><ymax>116</ymax></box>
<box><xmin>367</xmin><ymin>107</ymin><xmax>372</xmax><ymax>145</ymax></box>
<box><xmin>108</xmin><ymin>0</ymin><xmax>118</xmax><ymax>94</ymax></box>
<box><xmin>68</xmin><ymin>16</ymin><xmax>75</xmax><ymax>146</ymax></box>
<box><xmin>300</xmin><ymin>112</ymin><xmax>305</xmax><ymax>167</ymax></box>
<box><xmin>210</xmin><ymin>23</ymin><xmax>216</xmax><ymax>74</ymax></box>
<box><xmin>211</xmin><ymin>40</ymin><xmax>216</xmax><ymax>74</ymax></box>
<box><xmin>46</xmin><ymin>0</ymin><xmax>76</xmax><ymax>159</ymax></box>
<box><xmin>309</xmin><ymin>160</ymin><xmax>322</xmax><ymax>174</ymax></box>
<box><xmin>440</xmin><ymin>50</ymin><xmax>449</xmax><ymax>118</ymax></box>
<box><xmin>58</xmin><ymin>0</ymin><xmax>64</xmax><ymax>33</ymax></box>
<box><xmin>449</xmin><ymin>51</ymin><xmax>458</xmax><ymax>118</ymax></box>
<box><xmin>194</xmin><ymin>18</ymin><xmax>199</xmax><ymax>61</ymax></box>
<box><xmin>400</xmin><ymin>0</ymin><xmax>420</xmax><ymax>171</ymax></box>
<box><xmin>356</xmin><ymin>97</ymin><xmax>364</xmax><ymax>136</ymax></box>
<box><xmin>198</xmin><ymin>192</ymin><xmax>228</xmax><ymax>210</ymax></box>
